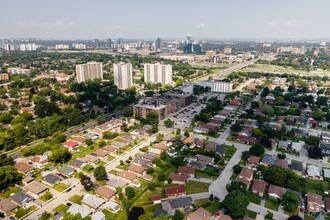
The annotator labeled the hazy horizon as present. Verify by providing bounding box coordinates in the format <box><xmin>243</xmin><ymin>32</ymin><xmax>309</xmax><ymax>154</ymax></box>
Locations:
<box><xmin>2</xmin><ymin>0</ymin><xmax>330</xmax><ymax>39</ymax></box>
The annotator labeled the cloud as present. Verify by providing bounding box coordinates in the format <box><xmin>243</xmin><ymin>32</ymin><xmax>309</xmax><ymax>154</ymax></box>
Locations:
<box><xmin>19</xmin><ymin>20</ymin><xmax>74</xmax><ymax>28</ymax></box>
<box><xmin>268</xmin><ymin>20</ymin><xmax>279</xmax><ymax>27</ymax></box>
<box><xmin>284</xmin><ymin>19</ymin><xmax>302</xmax><ymax>27</ymax></box>
<box><xmin>196</xmin><ymin>22</ymin><xmax>206</xmax><ymax>28</ymax></box>
<box><xmin>93</xmin><ymin>25</ymin><xmax>145</xmax><ymax>32</ymax></box>
<box><xmin>268</xmin><ymin>19</ymin><xmax>302</xmax><ymax>27</ymax></box>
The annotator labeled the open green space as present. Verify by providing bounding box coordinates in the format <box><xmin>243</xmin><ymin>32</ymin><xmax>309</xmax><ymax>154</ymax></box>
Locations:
<box><xmin>245</xmin><ymin>209</ymin><xmax>257</xmax><ymax>219</ymax></box>
<box><xmin>53</xmin><ymin>183</ymin><xmax>69</xmax><ymax>192</ymax></box>
<box><xmin>69</xmin><ymin>195</ymin><xmax>83</xmax><ymax>204</ymax></box>
<box><xmin>15</xmin><ymin>205</ymin><xmax>37</xmax><ymax>218</ymax></box>
<box><xmin>195</xmin><ymin>170</ymin><xmax>218</xmax><ymax>180</ymax></box>
<box><xmin>265</xmin><ymin>198</ymin><xmax>279</xmax><ymax>211</ymax></box>
<box><xmin>133</xmin><ymin>188</ymin><xmax>162</xmax><ymax>206</ymax></box>
<box><xmin>142</xmin><ymin>203</ymin><xmax>162</xmax><ymax>213</ymax></box>
<box><xmin>102</xmin><ymin>209</ymin><xmax>117</xmax><ymax>220</ymax></box>
<box><xmin>185</xmin><ymin>181</ymin><xmax>210</xmax><ymax>194</ymax></box>
<box><xmin>203</xmin><ymin>200</ymin><xmax>222</xmax><ymax>215</ymax></box>
<box><xmin>3</xmin><ymin>186</ymin><xmax>21</xmax><ymax>198</ymax></box>
<box><xmin>305</xmin><ymin>178</ymin><xmax>330</xmax><ymax>195</ymax></box>
<box><xmin>53</xmin><ymin>204</ymin><xmax>69</xmax><ymax>212</ymax></box>
<box><xmin>247</xmin><ymin>191</ymin><xmax>262</xmax><ymax>205</ymax></box>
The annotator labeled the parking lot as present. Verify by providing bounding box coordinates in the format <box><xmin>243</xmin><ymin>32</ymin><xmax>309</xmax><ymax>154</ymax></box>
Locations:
<box><xmin>168</xmin><ymin>103</ymin><xmax>206</xmax><ymax>130</ymax></box>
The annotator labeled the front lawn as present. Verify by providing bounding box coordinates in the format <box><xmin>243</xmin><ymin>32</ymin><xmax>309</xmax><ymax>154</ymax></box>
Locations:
<box><xmin>265</xmin><ymin>198</ymin><xmax>279</xmax><ymax>211</ymax></box>
<box><xmin>97</xmin><ymin>160</ymin><xmax>106</xmax><ymax>166</ymax></box>
<box><xmin>53</xmin><ymin>204</ymin><xmax>69</xmax><ymax>212</ymax></box>
<box><xmin>133</xmin><ymin>188</ymin><xmax>162</xmax><ymax>206</ymax></box>
<box><xmin>82</xmin><ymin>164</ymin><xmax>94</xmax><ymax>173</ymax></box>
<box><xmin>108</xmin><ymin>155</ymin><xmax>115</xmax><ymax>161</ymax></box>
<box><xmin>203</xmin><ymin>200</ymin><xmax>222</xmax><ymax>214</ymax></box>
<box><xmin>53</xmin><ymin>183</ymin><xmax>69</xmax><ymax>192</ymax></box>
<box><xmin>195</xmin><ymin>170</ymin><xmax>218</xmax><ymax>180</ymax></box>
<box><xmin>247</xmin><ymin>191</ymin><xmax>262</xmax><ymax>205</ymax></box>
<box><xmin>304</xmin><ymin>214</ymin><xmax>315</xmax><ymax>220</ymax></box>
<box><xmin>142</xmin><ymin>203</ymin><xmax>162</xmax><ymax>212</ymax></box>
<box><xmin>116</xmin><ymin>164</ymin><xmax>129</xmax><ymax>170</ymax></box>
<box><xmin>69</xmin><ymin>195</ymin><xmax>83</xmax><ymax>204</ymax></box>
<box><xmin>305</xmin><ymin>178</ymin><xmax>330</xmax><ymax>195</ymax></box>
<box><xmin>245</xmin><ymin>209</ymin><xmax>257</xmax><ymax>219</ymax></box>
<box><xmin>102</xmin><ymin>209</ymin><xmax>116</xmax><ymax>219</ymax></box>
<box><xmin>185</xmin><ymin>181</ymin><xmax>210</xmax><ymax>194</ymax></box>
<box><xmin>15</xmin><ymin>205</ymin><xmax>37</xmax><ymax>218</ymax></box>
<box><xmin>3</xmin><ymin>186</ymin><xmax>21</xmax><ymax>198</ymax></box>
<box><xmin>222</xmin><ymin>144</ymin><xmax>237</xmax><ymax>161</ymax></box>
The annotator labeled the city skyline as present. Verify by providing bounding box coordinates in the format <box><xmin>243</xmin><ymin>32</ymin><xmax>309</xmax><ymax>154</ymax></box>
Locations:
<box><xmin>1</xmin><ymin>0</ymin><xmax>330</xmax><ymax>39</ymax></box>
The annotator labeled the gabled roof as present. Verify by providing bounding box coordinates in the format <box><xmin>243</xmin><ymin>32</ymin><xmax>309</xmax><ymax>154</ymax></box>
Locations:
<box><xmin>10</xmin><ymin>191</ymin><xmax>34</xmax><ymax>205</ymax></box>
<box><xmin>96</xmin><ymin>186</ymin><xmax>116</xmax><ymax>199</ymax></box>
<box><xmin>169</xmin><ymin>196</ymin><xmax>193</xmax><ymax>208</ymax></box>
<box><xmin>307</xmin><ymin>192</ymin><xmax>322</xmax><ymax>206</ymax></box>
<box><xmin>117</xmin><ymin>171</ymin><xmax>138</xmax><ymax>181</ymax></box>
<box><xmin>262</xmin><ymin>155</ymin><xmax>276</xmax><ymax>165</ymax></box>
<box><xmin>128</xmin><ymin>164</ymin><xmax>146</xmax><ymax>174</ymax></box>
<box><xmin>70</xmin><ymin>159</ymin><xmax>86</xmax><ymax>168</ymax></box>
<box><xmin>0</xmin><ymin>199</ymin><xmax>19</xmax><ymax>214</ymax></box>
<box><xmin>248</xmin><ymin>155</ymin><xmax>260</xmax><ymax>165</ymax></box>
<box><xmin>275</xmin><ymin>159</ymin><xmax>288</xmax><ymax>168</ymax></box>
<box><xmin>290</xmin><ymin>162</ymin><xmax>303</xmax><ymax>172</ymax></box>
<box><xmin>177</xmin><ymin>166</ymin><xmax>195</xmax><ymax>175</ymax></box>
<box><xmin>165</xmin><ymin>186</ymin><xmax>185</xmax><ymax>196</ymax></box>
<box><xmin>15</xmin><ymin>162</ymin><xmax>34</xmax><ymax>173</ymax></box>
<box><xmin>58</xmin><ymin>165</ymin><xmax>75</xmax><ymax>176</ymax></box>
<box><xmin>251</xmin><ymin>179</ymin><xmax>267</xmax><ymax>194</ymax></box>
<box><xmin>169</xmin><ymin>174</ymin><xmax>189</xmax><ymax>183</ymax></box>
<box><xmin>25</xmin><ymin>181</ymin><xmax>48</xmax><ymax>195</ymax></box>
<box><xmin>41</xmin><ymin>173</ymin><xmax>61</xmax><ymax>185</ymax></box>
<box><xmin>196</xmin><ymin>154</ymin><xmax>214</xmax><ymax>163</ymax></box>
<box><xmin>187</xmin><ymin>207</ymin><xmax>211</xmax><ymax>220</ymax></box>
<box><xmin>81</xmin><ymin>194</ymin><xmax>105</xmax><ymax>209</ymax></box>
<box><xmin>67</xmin><ymin>204</ymin><xmax>92</xmax><ymax>219</ymax></box>
<box><xmin>268</xmin><ymin>184</ymin><xmax>286</xmax><ymax>198</ymax></box>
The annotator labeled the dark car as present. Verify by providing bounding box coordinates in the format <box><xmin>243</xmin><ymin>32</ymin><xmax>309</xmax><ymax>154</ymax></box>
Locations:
<box><xmin>66</xmin><ymin>202</ymin><xmax>72</xmax><ymax>206</ymax></box>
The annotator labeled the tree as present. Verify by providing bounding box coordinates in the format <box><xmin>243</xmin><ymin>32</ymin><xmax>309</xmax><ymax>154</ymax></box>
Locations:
<box><xmin>103</xmin><ymin>131</ymin><xmax>119</xmax><ymax>139</ymax></box>
<box><xmin>277</xmin><ymin>153</ymin><xmax>286</xmax><ymax>159</ymax></box>
<box><xmin>308</xmin><ymin>146</ymin><xmax>323</xmax><ymax>159</ymax></box>
<box><xmin>49</xmin><ymin>148</ymin><xmax>72</xmax><ymax>164</ymax></box>
<box><xmin>139</xmin><ymin>212</ymin><xmax>154</xmax><ymax>220</ymax></box>
<box><xmin>316</xmin><ymin>96</ymin><xmax>328</xmax><ymax>106</ymax></box>
<box><xmin>123</xmin><ymin>107</ymin><xmax>133</xmax><ymax>117</ymax></box>
<box><xmin>260</xmin><ymin>137</ymin><xmax>273</xmax><ymax>148</ymax></box>
<box><xmin>39</xmin><ymin>212</ymin><xmax>51</xmax><ymax>220</ymax></box>
<box><xmin>250</xmin><ymin>144</ymin><xmax>265</xmax><ymax>157</ymax></box>
<box><xmin>312</xmin><ymin>110</ymin><xmax>324</xmax><ymax>121</ymax></box>
<box><xmin>282</xmin><ymin>191</ymin><xmax>300</xmax><ymax>212</ymax></box>
<box><xmin>287</xmin><ymin>216</ymin><xmax>303</xmax><ymax>220</ymax></box>
<box><xmin>275</xmin><ymin>96</ymin><xmax>284</xmax><ymax>105</ymax></box>
<box><xmin>184</xmin><ymin>131</ymin><xmax>189</xmax><ymax>137</ymax></box>
<box><xmin>164</xmin><ymin>119</ymin><xmax>174</xmax><ymax>128</ymax></box>
<box><xmin>44</xmin><ymin>191</ymin><xmax>53</xmax><ymax>200</ymax></box>
<box><xmin>172</xmin><ymin>210</ymin><xmax>184</xmax><ymax>220</ymax></box>
<box><xmin>0</xmin><ymin>166</ymin><xmax>23</xmax><ymax>191</ymax></box>
<box><xmin>0</xmin><ymin>154</ymin><xmax>14</xmax><ymax>166</ymax></box>
<box><xmin>230</xmin><ymin>122</ymin><xmax>242</xmax><ymax>132</ymax></box>
<box><xmin>158</xmin><ymin>173</ymin><xmax>167</xmax><ymax>181</ymax></box>
<box><xmin>85</xmin><ymin>138</ymin><xmax>93</xmax><ymax>146</ymax></box>
<box><xmin>176</xmin><ymin>128</ymin><xmax>181</xmax><ymax>135</ymax></box>
<box><xmin>265</xmin><ymin>211</ymin><xmax>273</xmax><ymax>220</ymax></box>
<box><xmin>94</xmin><ymin>165</ymin><xmax>107</xmax><ymax>180</ymax></box>
<box><xmin>228</xmin><ymin>181</ymin><xmax>247</xmax><ymax>193</ymax></box>
<box><xmin>263</xmin><ymin>106</ymin><xmax>275</xmax><ymax>117</ymax></box>
<box><xmin>120</xmin><ymin>123</ymin><xmax>128</xmax><ymax>132</ymax></box>
<box><xmin>125</xmin><ymin>186</ymin><xmax>135</xmax><ymax>199</ymax></box>
<box><xmin>261</xmin><ymin>87</ymin><xmax>270</xmax><ymax>97</ymax></box>
<box><xmin>264</xmin><ymin>165</ymin><xmax>287</xmax><ymax>186</ymax></box>
<box><xmin>233</xmin><ymin>164</ymin><xmax>242</xmax><ymax>174</ymax></box>
<box><xmin>0</xmin><ymin>113</ymin><xmax>14</xmax><ymax>124</ymax></box>
<box><xmin>80</xmin><ymin>175</ymin><xmax>93</xmax><ymax>191</ymax></box>
<box><xmin>222</xmin><ymin>190</ymin><xmax>249</xmax><ymax>219</ymax></box>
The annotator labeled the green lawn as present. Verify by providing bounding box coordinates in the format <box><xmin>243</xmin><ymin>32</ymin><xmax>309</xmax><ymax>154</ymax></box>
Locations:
<box><xmin>116</xmin><ymin>164</ymin><xmax>129</xmax><ymax>170</ymax></box>
<box><xmin>305</xmin><ymin>178</ymin><xmax>330</xmax><ymax>195</ymax></box>
<box><xmin>53</xmin><ymin>183</ymin><xmax>69</xmax><ymax>192</ymax></box>
<box><xmin>222</xmin><ymin>145</ymin><xmax>237</xmax><ymax>161</ymax></box>
<box><xmin>133</xmin><ymin>188</ymin><xmax>162</xmax><ymax>206</ymax></box>
<box><xmin>186</xmin><ymin>181</ymin><xmax>210</xmax><ymax>194</ymax></box>
<box><xmin>203</xmin><ymin>200</ymin><xmax>222</xmax><ymax>214</ymax></box>
<box><xmin>245</xmin><ymin>209</ymin><xmax>257</xmax><ymax>219</ymax></box>
<box><xmin>195</xmin><ymin>170</ymin><xmax>218</xmax><ymax>180</ymax></box>
<box><xmin>304</xmin><ymin>214</ymin><xmax>315</xmax><ymax>220</ymax></box>
<box><xmin>115</xmin><ymin>211</ymin><xmax>128</xmax><ymax>220</ymax></box>
<box><xmin>142</xmin><ymin>203</ymin><xmax>162</xmax><ymax>212</ymax></box>
<box><xmin>82</xmin><ymin>164</ymin><xmax>95</xmax><ymax>173</ymax></box>
<box><xmin>69</xmin><ymin>195</ymin><xmax>83</xmax><ymax>204</ymax></box>
<box><xmin>102</xmin><ymin>209</ymin><xmax>116</xmax><ymax>220</ymax></box>
<box><xmin>3</xmin><ymin>186</ymin><xmax>21</xmax><ymax>198</ymax></box>
<box><xmin>247</xmin><ymin>191</ymin><xmax>262</xmax><ymax>205</ymax></box>
<box><xmin>265</xmin><ymin>199</ymin><xmax>279</xmax><ymax>211</ymax></box>
<box><xmin>15</xmin><ymin>205</ymin><xmax>37</xmax><ymax>218</ymax></box>
<box><xmin>75</xmin><ymin>147</ymin><xmax>94</xmax><ymax>158</ymax></box>
<box><xmin>53</xmin><ymin>204</ymin><xmax>69</xmax><ymax>212</ymax></box>
<box><xmin>195</xmin><ymin>199</ymin><xmax>210</xmax><ymax>207</ymax></box>
<box><xmin>97</xmin><ymin>160</ymin><xmax>106</xmax><ymax>166</ymax></box>
<box><xmin>108</xmin><ymin>155</ymin><xmax>115</xmax><ymax>161</ymax></box>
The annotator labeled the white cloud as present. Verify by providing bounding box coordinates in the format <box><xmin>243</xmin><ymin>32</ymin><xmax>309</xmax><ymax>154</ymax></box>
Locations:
<box><xmin>19</xmin><ymin>20</ymin><xmax>74</xmax><ymax>28</ymax></box>
<box><xmin>196</xmin><ymin>22</ymin><xmax>206</xmax><ymax>28</ymax></box>
<box><xmin>284</xmin><ymin>19</ymin><xmax>302</xmax><ymax>27</ymax></box>
<box><xmin>268</xmin><ymin>20</ymin><xmax>279</xmax><ymax>27</ymax></box>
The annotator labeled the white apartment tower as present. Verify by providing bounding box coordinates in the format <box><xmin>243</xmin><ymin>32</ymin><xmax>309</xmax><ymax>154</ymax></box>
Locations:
<box><xmin>144</xmin><ymin>63</ymin><xmax>172</xmax><ymax>85</ymax></box>
<box><xmin>76</xmin><ymin>62</ymin><xmax>103</xmax><ymax>83</ymax></box>
<box><xmin>113</xmin><ymin>62</ymin><xmax>133</xmax><ymax>90</ymax></box>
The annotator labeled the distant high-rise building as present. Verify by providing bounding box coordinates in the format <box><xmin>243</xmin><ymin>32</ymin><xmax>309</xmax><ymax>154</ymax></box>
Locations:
<box><xmin>4</xmin><ymin>44</ymin><xmax>15</xmax><ymax>51</ymax></box>
<box><xmin>144</xmin><ymin>63</ymin><xmax>172</xmax><ymax>85</ymax></box>
<box><xmin>187</xmin><ymin>35</ymin><xmax>192</xmax><ymax>44</ymax></box>
<box><xmin>106</xmin><ymin>39</ymin><xmax>112</xmax><ymax>48</ymax></box>
<box><xmin>72</xmin><ymin>43</ymin><xmax>87</xmax><ymax>49</ymax></box>
<box><xmin>94</xmin><ymin>38</ymin><xmax>100</xmax><ymax>48</ymax></box>
<box><xmin>113</xmin><ymin>62</ymin><xmax>133</xmax><ymax>90</ymax></box>
<box><xmin>155</xmin><ymin>38</ymin><xmax>162</xmax><ymax>51</ymax></box>
<box><xmin>19</xmin><ymin>43</ymin><xmax>37</xmax><ymax>51</ymax></box>
<box><xmin>117</xmin><ymin>38</ymin><xmax>123</xmax><ymax>48</ymax></box>
<box><xmin>8</xmin><ymin>67</ymin><xmax>31</xmax><ymax>76</ymax></box>
<box><xmin>55</xmin><ymin>44</ymin><xmax>69</xmax><ymax>50</ymax></box>
<box><xmin>76</xmin><ymin>62</ymin><xmax>103</xmax><ymax>83</ymax></box>
<box><xmin>183</xmin><ymin>43</ymin><xmax>202</xmax><ymax>55</ymax></box>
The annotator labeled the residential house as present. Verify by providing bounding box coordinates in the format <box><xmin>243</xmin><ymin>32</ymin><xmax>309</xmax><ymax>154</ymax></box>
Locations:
<box><xmin>275</xmin><ymin>159</ymin><xmax>288</xmax><ymax>169</ymax></box>
<box><xmin>307</xmin><ymin>193</ymin><xmax>323</xmax><ymax>212</ymax></box>
<box><xmin>81</xmin><ymin>194</ymin><xmax>105</xmax><ymax>211</ymax></box>
<box><xmin>261</xmin><ymin>155</ymin><xmax>276</xmax><ymax>166</ymax></box>
<box><xmin>111</xmin><ymin>141</ymin><xmax>126</xmax><ymax>149</ymax></box>
<box><xmin>93</xmin><ymin>149</ymin><xmax>109</xmax><ymax>158</ymax></box>
<box><xmin>22</xmin><ymin>176</ymin><xmax>35</xmax><ymax>185</ymax></box>
<box><xmin>104</xmin><ymin>200</ymin><xmax>121</xmax><ymax>213</ymax></box>
<box><xmin>96</xmin><ymin>186</ymin><xmax>116</xmax><ymax>200</ymax></box>
<box><xmin>82</xmin><ymin>155</ymin><xmax>100</xmax><ymax>164</ymax></box>
<box><xmin>29</xmin><ymin>155</ymin><xmax>48</xmax><ymax>167</ymax></box>
<box><xmin>196</xmin><ymin>154</ymin><xmax>214</xmax><ymax>165</ymax></box>
<box><xmin>183</xmin><ymin>136</ymin><xmax>195</xmax><ymax>145</ymax></box>
<box><xmin>133</xmin><ymin>157</ymin><xmax>152</xmax><ymax>168</ymax></box>
<box><xmin>307</xmin><ymin>165</ymin><xmax>321</xmax><ymax>180</ymax></box>
<box><xmin>324</xmin><ymin>168</ymin><xmax>330</xmax><ymax>180</ymax></box>
<box><xmin>268</xmin><ymin>184</ymin><xmax>286</xmax><ymax>200</ymax></box>
<box><xmin>107</xmin><ymin>177</ymin><xmax>128</xmax><ymax>189</ymax></box>
<box><xmin>128</xmin><ymin>164</ymin><xmax>146</xmax><ymax>175</ymax></box>
<box><xmin>195</xmin><ymin>138</ymin><xmax>205</xmax><ymax>148</ymax></box>
<box><xmin>237</xmin><ymin>167</ymin><xmax>253</xmax><ymax>187</ymax></box>
<box><xmin>325</xmin><ymin>198</ymin><xmax>330</xmax><ymax>213</ymax></box>
<box><xmin>148</xmin><ymin>148</ymin><xmax>162</xmax><ymax>156</ymax></box>
<box><xmin>165</xmin><ymin>186</ymin><xmax>186</xmax><ymax>198</ymax></box>
<box><xmin>188</xmin><ymin>160</ymin><xmax>207</xmax><ymax>170</ymax></box>
<box><xmin>63</xmin><ymin>140</ymin><xmax>79</xmax><ymax>151</ymax></box>
<box><xmin>278</xmin><ymin>140</ymin><xmax>290</xmax><ymax>150</ymax></box>
<box><xmin>103</xmin><ymin>145</ymin><xmax>117</xmax><ymax>153</ymax></box>
<box><xmin>155</xmin><ymin>142</ymin><xmax>169</xmax><ymax>152</ymax></box>
<box><xmin>251</xmin><ymin>179</ymin><xmax>267</xmax><ymax>197</ymax></box>
<box><xmin>177</xmin><ymin>166</ymin><xmax>195</xmax><ymax>177</ymax></box>
<box><xmin>187</xmin><ymin>207</ymin><xmax>211</xmax><ymax>220</ymax></box>
<box><xmin>291</xmin><ymin>141</ymin><xmax>305</xmax><ymax>152</ymax></box>
<box><xmin>25</xmin><ymin>181</ymin><xmax>49</xmax><ymax>198</ymax></box>
<box><xmin>74</xmin><ymin>136</ymin><xmax>86</xmax><ymax>145</ymax></box>
<box><xmin>237</xmin><ymin>134</ymin><xmax>257</xmax><ymax>145</ymax></box>
<box><xmin>117</xmin><ymin>171</ymin><xmax>138</xmax><ymax>181</ymax></box>
<box><xmin>169</xmin><ymin>174</ymin><xmax>189</xmax><ymax>184</ymax></box>
<box><xmin>151</xmin><ymin>194</ymin><xmax>162</xmax><ymax>204</ymax></box>
<box><xmin>92</xmin><ymin>211</ymin><xmax>105</xmax><ymax>220</ymax></box>
<box><xmin>41</xmin><ymin>173</ymin><xmax>61</xmax><ymax>186</ymax></box>
<box><xmin>193</xmin><ymin>126</ymin><xmax>209</xmax><ymax>134</ymax></box>
<box><xmin>162</xmin><ymin>196</ymin><xmax>193</xmax><ymax>215</ymax></box>
<box><xmin>10</xmin><ymin>192</ymin><xmax>34</xmax><ymax>209</ymax></box>
<box><xmin>67</xmin><ymin>204</ymin><xmax>92</xmax><ymax>219</ymax></box>
<box><xmin>58</xmin><ymin>165</ymin><xmax>76</xmax><ymax>177</ymax></box>
<box><xmin>0</xmin><ymin>199</ymin><xmax>19</xmax><ymax>216</ymax></box>
<box><xmin>70</xmin><ymin>159</ymin><xmax>86</xmax><ymax>169</ymax></box>
<box><xmin>15</xmin><ymin>162</ymin><xmax>35</xmax><ymax>174</ymax></box>
<box><xmin>247</xmin><ymin>156</ymin><xmax>260</xmax><ymax>167</ymax></box>
<box><xmin>141</xmin><ymin>153</ymin><xmax>157</xmax><ymax>161</ymax></box>
<box><xmin>290</xmin><ymin>162</ymin><xmax>304</xmax><ymax>175</ymax></box>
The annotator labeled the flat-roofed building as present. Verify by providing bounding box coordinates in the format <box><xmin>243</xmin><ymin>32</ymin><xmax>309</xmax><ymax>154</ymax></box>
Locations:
<box><xmin>76</xmin><ymin>62</ymin><xmax>103</xmax><ymax>83</ymax></box>
<box><xmin>113</xmin><ymin>62</ymin><xmax>133</xmax><ymax>90</ymax></box>
<box><xmin>134</xmin><ymin>103</ymin><xmax>168</xmax><ymax>121</ymax></box>
<box><xmin>144</xmin><ymin>63</ymin><xmax>172</xmax><ymax>85</ymax></box>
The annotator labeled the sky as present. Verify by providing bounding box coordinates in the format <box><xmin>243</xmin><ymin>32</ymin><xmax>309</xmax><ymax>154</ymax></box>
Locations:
<box><xmin>1</xmin><ymin>0</ymin><xmax>330</xmax><ymax>40</ymax></box>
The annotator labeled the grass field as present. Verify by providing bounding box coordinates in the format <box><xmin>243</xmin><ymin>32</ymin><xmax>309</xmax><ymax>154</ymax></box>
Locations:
<box><xmin>53</xmin><ymin>204</ymin><xmax>69</xmax><ymax>212</ymax></box>
<box><xmin>195</xmin><ymin>170</ymin><xmax>218</xmax><ymax>180</ymax></box>
<box><xmin>15</xmin><ymin>205</ymin><xmax>37</xmax><ymax>219</ymax></box>
<box><xmin>3</xmin><ymin>186</ymin><xmax>21</xmax><ymax>198</ymax></box>
<box><xmin>222</xmin><ymin>144</ymin><xmax>237</xmax><ymax>161</ymax></box>
<box><xmin>203</xmin><ymin>200</ymin><xmax>222</xmax><ymax>214</ymax></box>
<box><xmin>304</xmin><ymin>214</ymin><xmax>315</xmax><ymax>220</ymax></box>
<box><xmin>247</xmin><ymin>191</ymin><xmax>262</xmax><ymax>205</ymax></box>
<box><xmin>186</xmin><ymin>181</ymin><xmax>210</xmax><ymax>194</ymax></box>
<box><xmin>53</xmin><ymin>183</ymin><xmax>69</xmax><ymax>192</ymax></box>
<box><xmin>245</xmin><ymin>209</ymin><xmax>257</xmax><ymax>219</ymax></box>
<box><xmin>265</xmin><ymin>198</ymin><xmax>279</xmax><ymax>211</ymax></box>
<box><xmin>69</xmin><ymin>195</ymin><xmax>83</xmax><ymax>204</ymax></box>
<box><xmin>133</xmin><ymin>188</ymin><xmax>162</xmax><ymax>206</ymax></box>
